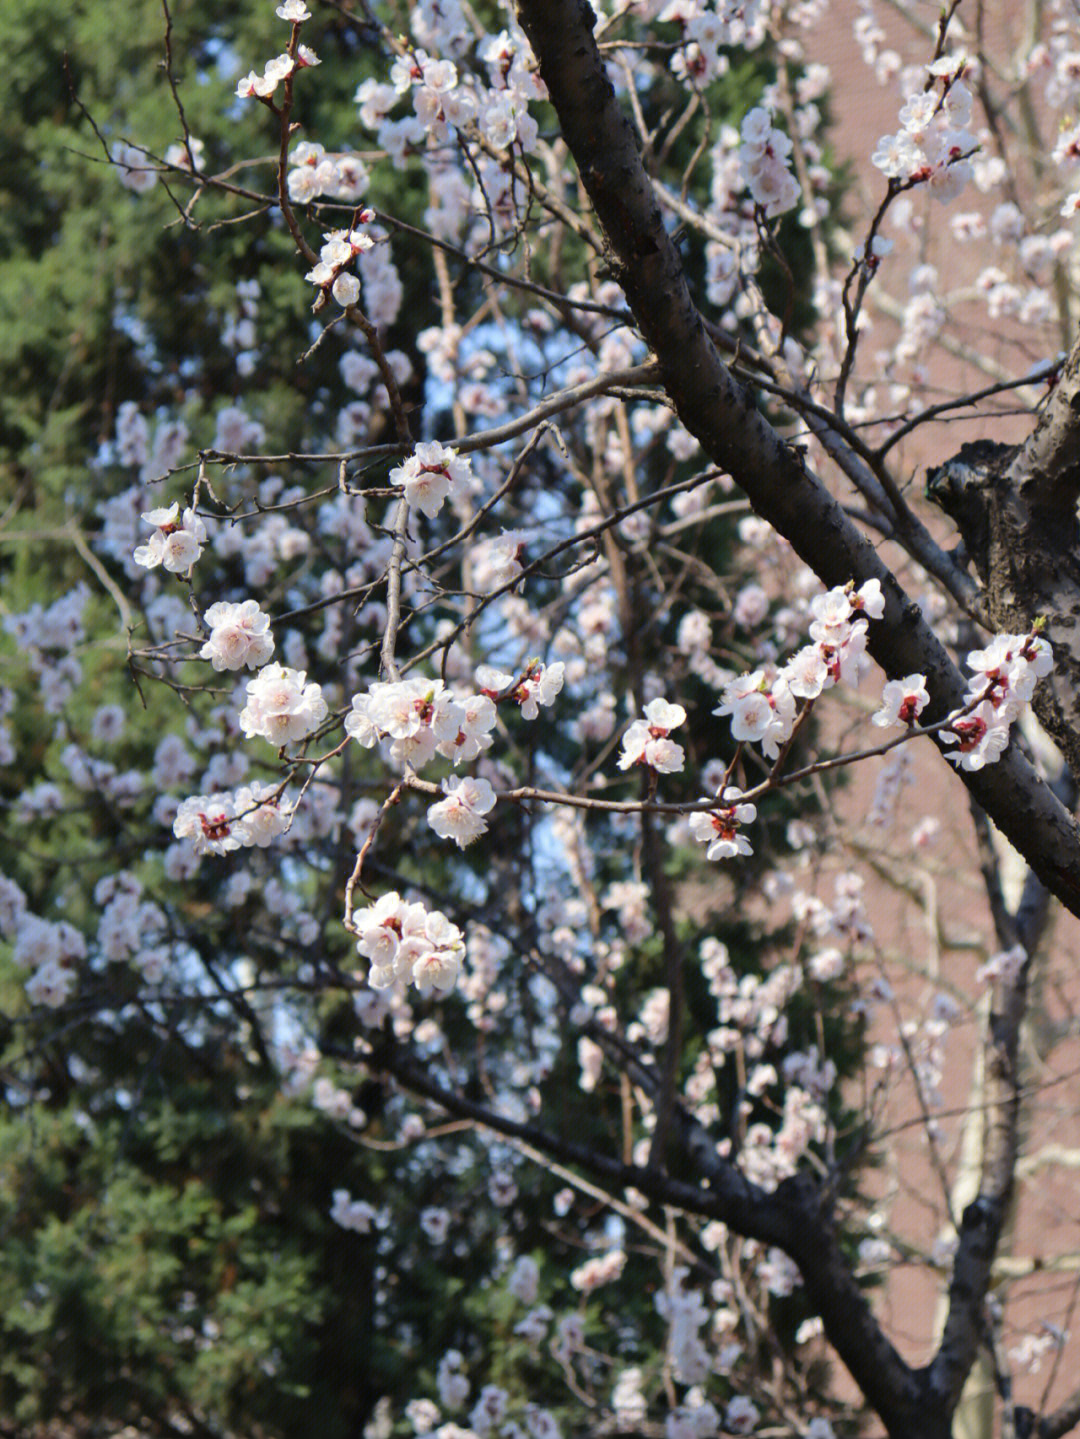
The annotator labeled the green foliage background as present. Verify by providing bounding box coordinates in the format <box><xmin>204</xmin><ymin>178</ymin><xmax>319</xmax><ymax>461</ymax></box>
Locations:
<box><xmin>0</xmin><ymin>3</ymin><xmax>863</xmax><ymax>1436</ymax></box>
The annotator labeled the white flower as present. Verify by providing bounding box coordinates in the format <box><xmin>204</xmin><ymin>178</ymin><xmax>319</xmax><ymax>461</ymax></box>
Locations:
<box><xmin>173</xmin><ymin>793</ymin><xmax>248</xmax><ymax>855</ymax></box>
<box><xmin>233</xmin><ymin>781</ymin><xmax>291</xmax><ymax>846</ymax></box>
<box><xmin>507</xmin><ymin>1256</ymin><xmax>540</xmax><ymax>1305</ymax></box>
<box><xmin>347</xmin><ymin>678</ymin><xmax>493</xmax><ymax>770</ymax></box>
<box><xmin>471</xmin><ymin>1385</ymin><xmax>509</xmax><ymax>1436</ymax></box>
<box><xmin>427</xmin><ymin>775</ymin><xmax>497</xmax><ymax>847</ymax></box>
<box><xmin>437</xmin><ymin>1351</ymin><xmax>470</xmax><ymax>1409</ymax></box>
<box><xmin>412</xmin><ymin>944</ymin><xmax>463</xmax><ymax>994</ymax></box>
<box><xmin>852</xmin><ymin>577</ymin><xmax>886</xmax><ymax>618</ymax></box>
<box><xmin>276</xmin><ymin>0</ymin><xmax>311</xmax><ymax>18</ymax></box>
<box><xmin>618</xmin><ymin>696</ymin><xmax>687</xmax><ymax>771</ymax></box>
<box><xmin>437</xmin><ymin>692</ymin><xmax>497</xmax><ymax>764</ymax></box>
<box><xmin>389</xmin><ymin>440</ymin><xmax>473</xmax><ymax>518</ymax></box>
<box><xmin>354</xmin><ymin>891</ymin><xmax>408</xmax><ymax>967</ymax></box>
<box><xmin>570</xmin><ymin>1249</ymin><xmax>626</xmax><ymax>1291</ymax></box>
<box><xmin>941</xmin><ymin>701</ymin><xmax>1011</xmax><ymax>770</ymax></box>
<box><xmin>976</xmin><ymin>944</ymin><xmax>1027</xmax><ymax>985</ymax></box>
<box><xmin>238</xmin><ymin>663</ymin><xmax>328</xmax><ymax>746</ymax></box>
<box><xmin>965</xmin><ymin>631</ymin><xmax>1053</xmax><ymax>711</ymax></box>
<box><xmin>200</xmin><ymin>599</ymin><xmax>275</xmax><ymax>671</ymax></box>
<box><xmin>332</xmin><ymin>272</ymin><xmax>361</xmax><ymax>308</ymax></box>
<box><xmin>133</xmin><ymin>503</ymin><xmax>207</xmax><ymax>572</ymax></box>
<box><xmin>353</xmin><ymin>893</ymin><xmax>464</xmax><ymax>994</ymax></box>
<box><xmin>476</xmin><ymin>663</ymin><xmax>515</xmax><ymax>697</ymax></box>
<box><xmin>805</xmin><ymin>1421</ymin><xmax>835</xmax><ymax>1439</ymax></box>
<box><xmin>741</xmin><ymin>107</ymin><xmax>773</xmax><ymax>146</ymax></box>
<box><xmin>26</xmin><ymin>961</ymin><xmax>76</xmax><ymax>1008</ymax></box>
<box><xmin>517</xmin><ymin>660</ymin><xmax>564</xmax><ymax>719</ymax></box>
<box><xmin>114</xmin><ymin>141</ymin><xmax>157</xmax><ymax>193</ymax></box>
<box><xmin>688</xmin><ymin>789</ymin><xmax>756</xmax><ymax>860</ymax></box>
<box><xmin>783</xmin><ymin>645</ymin><xmax>830</xmax><ymax>699</ymax></box>
<box><xmin>808</xmin><ymin>947</ymin><xmax>845</xmax><ymax>981</ymax></box>
<box><xmin>356</xmin><ymin>78</ymin><xmax>398</xmax><ymax>129</ymax></box>
<box><xmin>525</xmin><ymin>1407</ymin><xmax>560</xmax><ymax>1439</ymax></box>
<box><xmin>725</xmin><ymin>689</ymin><xmax>773</xmax><ymax>741</ymax></box>
<box><xmin>617</xmin><ymin>721</ymin><xmax>651</xmax><ymax>769</ymax></box>
<box><xmin>265</xmin><ymin>52</ymin><xmax>296</xmax><ymax>84</ymax></box>
<box><xmin>331</xmin><ymin>1189</ymin><xmax>379</xmax><ymax>1231</ymax></box>
<box><xmin>855</xmin><ymin>234</ymin><xmax>894</xmax><ymax>264</ymax></box>
<box><xmin>738</xmin><ymin>111</ymin><xmax>800</xmax><ymax>216</ymax></box>
<box><xmin>872</xmin><ymin>674</ymin><xmax>929</xmax><ymax>727</ymax></box>
<box><xmin>236</xmin><ymin>71</ymin><xmax>266</xmax><ymax>99</ymax></box>
<box><xmin>872</xmin><ymin>132</ymin><xmax>918</xmax><ymax>178</ymax></box>
<box><xmin>515</xmin><ymin>1306</ymin><xmax>553</xmax><ymax>1344</ymax></box>
<box><xmin>420</xmin><ymin>1206</ymin><xmax>451</xmax><ymax>1242</ymax></box>
<box><xmin>643</xmin><ymin>696</ymin><xmax>686</xmax><ymax>730</ymax></box>
<box><xmin>808</xmin><ymin>586</ymin><xmax>853</xmax><ymax>638</ymax></box>
<box><xmin>716</xmin><ymin>674</ymin><xmax>796</xmax><ymax>757</ymax></box>
<box><xmin>343</xmin><ymin>690</ymin><xmax>381</xmax><ymax>748</ymax></box>
<box><xmin>724</xmin><ymin>1396</ymin><xmax>760</xmax><ymax>1434</ymax></box>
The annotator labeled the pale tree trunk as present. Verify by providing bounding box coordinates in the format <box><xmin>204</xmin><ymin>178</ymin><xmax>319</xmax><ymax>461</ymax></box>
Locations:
<box><xmin>937</xmin><ymin>997</ymin><xmax>997</xmax><ymax>1439</ymax></box>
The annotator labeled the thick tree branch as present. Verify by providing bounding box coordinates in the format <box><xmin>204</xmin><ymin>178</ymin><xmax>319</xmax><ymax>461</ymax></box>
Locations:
<box><xmin>1014</xmin><ymin>333</ymin><xmax>1080</xmax><ymax>513</ymax></box>
<box><xmin>511</xmin><ymin>3</ymin><xmax>1078</xmax><ymax>1433</ymax></box>
<box><xmin>1027</xmin><ymin>1386</ymin><xmax>1080</xmax><ymax>1439</ymax></box>
<box><xmin>372</xmin><ymin>1041</ymin><xmax>791</xmax><ymax>1246</ymax></box>
<box><xmin>929</xmin><ymin>436</ymin><xmax>1080</xmax><ymax>786</ymax></box>
<box><xmin>379</xmin><ymin>1037</ymin><xmax>922</xmax><ymax>1432</ymax></box>
<box><xmin>514</xmin><ymin>0</ymin><xmax>1080</xmax><ymax>927</ymax></box>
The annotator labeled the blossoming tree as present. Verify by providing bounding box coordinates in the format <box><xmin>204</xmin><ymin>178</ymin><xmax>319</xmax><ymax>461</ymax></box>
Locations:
<box><xmin>6</xmin><ymin>1</ymin><xmax>1080</xmax><ymax>1437</ymax></box>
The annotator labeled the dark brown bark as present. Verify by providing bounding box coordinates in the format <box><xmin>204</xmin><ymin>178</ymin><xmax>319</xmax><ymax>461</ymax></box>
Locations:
<box><xmin>1030</xmin><ymin>1386</ymin><xmax>1080</xmax><ymax>1439</ymax></box>
<box><xmin>514</xmin><ymin>0</ymin><xmax>1080</xmax><ymax>924</ymax></box>
<box><xmin>379</xmin><ymin>1038</ymin><xmax>927</xmax><ymax>1439</ymax></box>
<box><xmin>511</xmin><ymin>3</ymin><xmax>1080</xmax><ymax>1435</ymax></box>
<box><xmin>927</xmin><ymin>400</ymin><xmax>1080</xmax><ymax>786</ymax></box>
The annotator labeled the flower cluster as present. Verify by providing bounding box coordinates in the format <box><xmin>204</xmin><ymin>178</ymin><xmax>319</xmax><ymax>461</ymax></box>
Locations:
<box><xmin>714</xmin><ymin>670</ymin><xmax>796</xmax><ymax>759</ymax></box>
<box><xmin>236</xmin><ymin>47</ymin><xmax>320</xmax><ymax>101</ymax></box>
<box><xmin>287</xmin><ymin>141</ymin><xmax>369</xmax><ymax>203</ymax></box>
<box><xmin>345</xmin><ymin>677</ymin><xmax>497</xmax><ymax>768</ymax></box>
<box><xmin>688</xmin><ymin>788</ymin><xmax>757</xmax><ymax>860</ymax></box>
<box><xmin>738</xmin><ymin>107</ymin><xmax>801</xmax><ymax>219</ymax></box>
<box><xmin>236</xmin><ymin>5</ymin><xmax>319</xmax><ymax>103</ymax></box>
<box><xmin>715</xmin><ymin>580</ymin><xmax>882</xmax><ymax>758</ymax></box>
<box><xmin>133</xmin><ymin>502</ymin><xmax>207</xmax><ymax>573</ymax></box>
<box><xmin>355</xmin><ymin>33</ymin><xmax>543</xmax><ymax>164</ymax></box>
<box><xmin>200</xmin><ymin>599</ymin><xmax>275</xmax><ymax>671</ymax></box>
<box><xmin>238</xmin><ymin>663</ymin><xmax>328</xmax><ymax>746</ymax></box>
<box><xmin>618</xmin><ymin>697</ymin><xmax>687</xmax><ymax>773</ymax></box>
<box><xmin>354</xmin><ymin>890</ymin><xmax>466</xmax><ymax>993</ymax></box>
<box><xmin>871</xmin><ymin>60</ymin><xmax>977</xmax><ymax>202</ymax></box>
<box><xmin>942</xmin><ymin>628</ymin><xmax>1053</xmax><ymax>770</ymax></box>
<box><xmin>173</xmin><ymin>781</ymin><xmax>292</xmax><ymax>855</ymax></box>
<box><xmin>330</xmin><ymin>1189</ymin><xmax>383</xmax><ymax>1232</ymax></box>
<box><xmin>388</xmin><ymin>440</ymin><xmax>473</xmax><ymax>518</ymax></box>
<box><xmin>304</xmin><ymin>222</ymin><xmax>375</xmax><ymax>308</ymax></box>
<box><xmin>398</xmin><ymin>52</ymin><xmax>478</xmax><ymax>145</ymax></box>
<box><xmin>2</xmin><ymin>901</ymin><xmax>85</xmax><ymax>1009</ymax></box>
<box><xmin>476</xmin><ymin>659</ymin><xmax>565</xmax><ymax>718</ymax></box>
<box><xmin>655</xmin><ymin>1268</ymin><xmax>711</xmax><ymax>1386</ymax></box>
<box><xmin>570</xmin><ymin>1249</ymin><xmax>626</xmax><ymax>1292</ymax></box>
<box><xmin>665</xmin><ymin>0</ymin><xmax>766</xmax><ymax>84</ymax></box>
